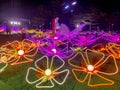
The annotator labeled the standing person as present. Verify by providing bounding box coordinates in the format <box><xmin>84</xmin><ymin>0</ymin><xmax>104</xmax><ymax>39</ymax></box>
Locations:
<box><xmin>5</xmin><ymin>21</ymin><xmax>11</xmax><ymax>34</ymax></box>
<box><xmin>21</xmin><ymin>27</ymin><xmax>26</xmax><ymax>39</ymax></box>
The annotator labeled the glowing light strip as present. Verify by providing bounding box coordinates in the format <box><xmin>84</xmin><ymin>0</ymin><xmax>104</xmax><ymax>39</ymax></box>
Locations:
<box><xmin>88</xmin><ymin>73</ymin><xmax>114</xmax><ymax>87</ymax></box>
<box><xmin>92</xmin><ymin>43</ymin><xmax>120</xmax><ymax>59</ymax></box>
<box><xmin>102</xmin><ymin>33</ymin><xmax>120</xmax><ymax>43</ymax></box>
<box><xmin>70</xmin><ymin>35</ymin><xmax>100</xmax><ymax>47</ymax></box>
<box><xmin>92</xmin><ymin>43</ymin><xmax>106</xmax><ymax>52</ymax></box>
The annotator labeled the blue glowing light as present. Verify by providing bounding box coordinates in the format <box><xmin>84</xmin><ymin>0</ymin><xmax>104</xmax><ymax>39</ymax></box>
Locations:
<box><xmin>64</xmin><ymin>5</ymin><xmax>69</xmax><ymax>9</ymax></box>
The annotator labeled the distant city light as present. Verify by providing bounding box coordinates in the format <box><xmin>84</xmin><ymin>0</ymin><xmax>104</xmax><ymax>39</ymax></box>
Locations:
<box><xmin>71</xmin><ymin>1</ymin><xmax>77</xmax><ymax>6</ymax></box>
<box><xmin>63</xmin><ymin>1</ymin><xmax>77</xmax><ymax>13</ymax></box>
<box><xmin>14</xmin><ymin>22</ymin><xmax>17</xmax><ymax>25</ymax></box>
<box><xmin>64</xmin><ymin>5</ymin><xmax>69</xmax><ymax>9</ymax></box>
<box><xmin>76</xmin><ymin>24</ymin><xmax>80</xmax><ymax>28</ymax></box>
<box><xmin>10</xmin><ymin>21</ymin><xmax>21</xmax><ymax>25</ymax></box>
<box><xmin>18</xmin><ymin>22</ymin><xmax>21</xmax><ymax>25</ymax></box>
<box><xmin>10</xmin><ymin>21</ymin><xmax>14</xmax><ymax>24</ymax></box>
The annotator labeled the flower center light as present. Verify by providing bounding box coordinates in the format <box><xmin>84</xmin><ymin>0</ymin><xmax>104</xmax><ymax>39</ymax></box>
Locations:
<box><xmin>52</xmin><ymin>48</ymin><xmax>57</xmax><ymax>53</ymax></box>
<box><xmin>18</xmin><ymin>50</ymin><xmax>24</xmax><ymax>56</ymax></box>
<box><xmin>87</xmin><ymin>65</ymin><xmax>94</xmax><ymax>72</ymax></box>
<box><xmin>45</xmin><ymin>69</ymin><xmax>52</xmax><ymax>76</ymax></box>
<box><xmin>54</xmin><ymin>36</ymin><xmax>58</xmax><ymax>40</ymax></box>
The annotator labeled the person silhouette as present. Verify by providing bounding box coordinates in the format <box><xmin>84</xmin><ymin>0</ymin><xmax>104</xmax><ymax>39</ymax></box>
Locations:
<box><xmin>5</xmin><ymin>22</ymin><xmax>11</xmax><ymax>34</ymax></box>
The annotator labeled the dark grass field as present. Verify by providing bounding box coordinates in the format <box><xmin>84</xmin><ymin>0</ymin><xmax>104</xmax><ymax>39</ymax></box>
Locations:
<box><xmin>1</xmin><ymin>35</ymin><xmax>120</xmax><ymax>90</ymax></box>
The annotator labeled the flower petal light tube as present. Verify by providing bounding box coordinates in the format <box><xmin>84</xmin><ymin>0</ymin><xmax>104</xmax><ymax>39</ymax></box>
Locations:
<box><xmin>92</xmin><ymin>42</ymin><xmax>120</xmax><ymax>59</ymax></box>
<box><xmin>1</xmin><ymin>39</ymin><xmax>38</xmax><ymax>65</ymax></box>
<box><xmin>68</xmin><ymin>49</ymin><xmax>118</xmax><ymax>87</ymax></box>
<box><xmin>26</xmin><ymin>55</ymin><xmax>69</xmax><ymax>88</ymax></box>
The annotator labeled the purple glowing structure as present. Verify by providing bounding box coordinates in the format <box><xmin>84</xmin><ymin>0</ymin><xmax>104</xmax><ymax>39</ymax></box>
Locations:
<box><xmin>39</xmin><ymin>42</ymin><xmax>74</xmax><ymax>59</ymax></box>
<box><xmin>71</xmin><ymin>35</ymin><xmax>100</xmax><ymax>47</ymax></box>
<box><xmin>0</xmin><ymin>25</ymin><xmax>6</xmax><ymax>32</ymax></box>
<box><xmin>38</xmin><ymin>23</ymin><xmax>87</xmax><ymax>58</ymax></box>
<box><xmin>10</xmin><ymin>27</ymin><xmax>21</xmax><ymax>34</ymax></box>
<box><xmin>57</xmin><ymin>24</ymin><xmax>86</xmax><ymax>41</ymax></box>
<box><xmin>102</xmin><ymin>32</ymin><xmax>120</xmax><ymax>43</ymax></box>
<box><xmin>26</xmin><ymin>32</ymin><xmax>48</xmax><ymax>50</ymax></box>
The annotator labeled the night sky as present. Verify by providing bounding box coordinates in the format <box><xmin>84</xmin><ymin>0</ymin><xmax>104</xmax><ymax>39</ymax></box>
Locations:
<box><xmin>0</xmin><ymin>0</ymin><xmax>120</xmax><ymax>19</ymax></box>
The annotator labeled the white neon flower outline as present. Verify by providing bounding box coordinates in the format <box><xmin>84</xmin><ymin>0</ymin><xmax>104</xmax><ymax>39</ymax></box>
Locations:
<box><xmin>26</xmin><ymin>55</ymin><xmax>69</xmax><ymax>88</ymax></box>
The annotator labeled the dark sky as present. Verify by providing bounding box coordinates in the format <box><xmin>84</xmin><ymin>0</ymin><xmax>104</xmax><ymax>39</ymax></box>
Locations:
<box><xmin>89</xmin><ymin>0</ymin><xmax>120</xmax><ymax>13</ymax></box>
<box><xmin>0</xmin><ymin>0</ymin><xmax>52</xmax><ymax>19</ymax></box>
<box><xmin>0</xmin><ymin>0</ymin><xmax>120</xmax><ymax>19</ymax></box>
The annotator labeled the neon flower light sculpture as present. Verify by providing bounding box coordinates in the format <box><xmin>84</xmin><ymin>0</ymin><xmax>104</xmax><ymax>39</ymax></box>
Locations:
<box><xmin>71</xmin><ymin>35</ymin><xmax>100</xmax><ymax>47</ymax></box>
<box><xmin>56</xmin><ymin>24</ymin><xmax>86</xmax><ymax>43</ymax></box>
<box><xmin>92</xmin><ymin>43</ymin><xmax>120</xmax><ymax>59</ymax></box>
<box><xmin>44</xmin><ymin>33</ymin><xmax>67</xmax><ymax>46</ymax></box>
<box><xmin>105</xmin><ymin>42</ymin><xmax>120</xmax><ymax>59</ymax></box>
<box><xmin>1</xmin><ymin>39</ymin><xmax>38</xmax><ymax>65</ymax></box>
<box><xmin>40</xmin><ymin>42</ymin><xmax>74</xmax><ymax>58</ymax></box>
<box><xmin>68</xmin><ymin>49</ymin><xmax>118</xmax><ymax>87</ymax></box>
<box><xmin>26</xmin><ymin>55</ymin><xmax>69</xmax><ymax>88</ymax></box>
<box><xmin>56</xmin><ymin>24</ymin><xmax>99</xmax><ymax>47</ymax></box>
<box><xmin>26</xmin><ymin>30</ymin><xmax>50</xmax><ymax>49</ymax></box>
<box><xmin>102</xmin><ymin>32</ymin><xmax>120</xmax><ymax>43</ymax></box>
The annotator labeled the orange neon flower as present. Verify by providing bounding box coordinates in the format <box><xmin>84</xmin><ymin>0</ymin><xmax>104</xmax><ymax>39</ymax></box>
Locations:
<box><xmin>92</xmin><ymin>43</ymin><xmax>120</xmax><ymax>59</ymax></box>
<box><xmin>105</xmin><ymin>42</ymin><xmax>120</xmax><ymax>59</ymax></box>
<box><xmin>1</xmin><ymin>39</ymin><xmax>38</xmax><ymax>65</ymax></box>
<box><xmin>92</xmin><ymin>43</ymin><xmax>107</xmax><ymax>52</ymax></box>
<box><xmin>68</xmin><ymin>49</ymin><xmax>118</xmax><ymax>87</ymax></box>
